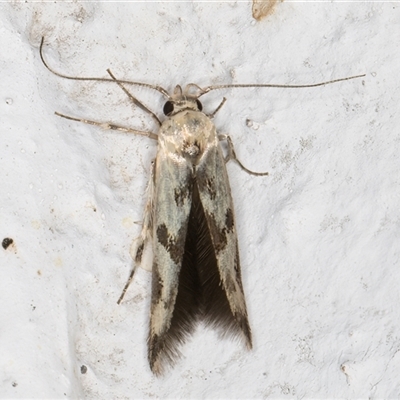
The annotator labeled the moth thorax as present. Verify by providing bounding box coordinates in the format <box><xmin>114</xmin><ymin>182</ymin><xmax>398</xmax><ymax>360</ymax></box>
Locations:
<box><xmin>182</xmin><ymin>140</ymin><xmax>201</xmax><ymax>160</ymax></box>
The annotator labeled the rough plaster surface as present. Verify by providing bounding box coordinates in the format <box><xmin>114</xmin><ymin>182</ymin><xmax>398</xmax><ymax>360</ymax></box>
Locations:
<box><xmin>1</xmin><ymin>2</ymin><xmax>399</xmax><ymax>399</ymax></box>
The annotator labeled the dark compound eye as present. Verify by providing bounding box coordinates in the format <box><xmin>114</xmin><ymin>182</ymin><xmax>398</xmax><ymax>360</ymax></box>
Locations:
<box><xmin>163</xmin><ymin>101</ymin><xmax>174</xmax><ymax>116</ymax></box>
<box><xmin>196</xmin><ymin>99</ymin><xmax>203</xmax><ymax>111</ymax></box>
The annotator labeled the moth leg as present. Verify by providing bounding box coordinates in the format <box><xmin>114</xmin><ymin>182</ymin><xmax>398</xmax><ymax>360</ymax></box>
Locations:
<box><xmin>55</xmin><ymin>112</ymin><xmax>158</xmax><ymax>140</ymax></box>
<box><xmin>207</xmin><ymin>97</ymin><xmax>227</xmax><ymax>119</ymax></box>
<box><xmin>117</xmin><ymin>160</ymin><xmax>156</xmax><ymax>304</ymax></box>
<box><xmin>130</xmin><ymin>160</ymin><xmax>155</xmax><ymax>268</ymax></box>
<box><xmin>106</xmin><ymin>69</ymin><xmax>162</xmax><ymax>127</ymax></box>
<box><xmin>218</xmin><ymin>134</ymin><xmax>269</xmax><ymax>176</ymax></box>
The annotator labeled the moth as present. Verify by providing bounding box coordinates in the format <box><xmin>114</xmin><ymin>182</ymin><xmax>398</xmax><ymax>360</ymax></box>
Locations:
<box><xmin>40</xmin><ymin>37</ymin><xmax>365</xmax><ymax>375</ymax></box>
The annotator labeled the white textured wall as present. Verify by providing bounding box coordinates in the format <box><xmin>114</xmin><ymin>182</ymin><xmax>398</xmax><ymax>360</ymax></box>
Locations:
<box><xmin>1</xmin><ymin>2</ymin><xmax>399</xmax><ymax>398</ymax></box>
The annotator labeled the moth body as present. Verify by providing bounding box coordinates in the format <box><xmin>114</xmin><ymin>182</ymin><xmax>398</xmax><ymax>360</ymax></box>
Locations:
<box><xmin>135</xmin><ymin>89</ymin><xmax>252</xmax><ymax>374</ymax></box>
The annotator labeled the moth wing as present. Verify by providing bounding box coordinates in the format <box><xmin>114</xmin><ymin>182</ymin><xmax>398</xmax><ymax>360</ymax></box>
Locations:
<box><xmin>196</xmin><ymin>140</ymin><xmax>252</xmax><ymax>347</ymax></box>
<box><xmin>148</xmin><ymin>150</ymin><xmax>193</xmax><ymax>374</ymax></box>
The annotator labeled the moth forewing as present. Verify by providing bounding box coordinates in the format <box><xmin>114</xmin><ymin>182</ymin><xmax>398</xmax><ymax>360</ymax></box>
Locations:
<box><xmin>196</xmin><ymin>134</ymin><xmax>252</xmax><ymax>343</ymax></box>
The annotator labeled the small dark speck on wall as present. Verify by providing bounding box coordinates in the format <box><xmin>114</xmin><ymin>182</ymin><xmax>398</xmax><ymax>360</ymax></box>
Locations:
<box><xmin>2</xmin><ymin>238</ymin><xmax>13</xmax><ymax>250</ymax></box>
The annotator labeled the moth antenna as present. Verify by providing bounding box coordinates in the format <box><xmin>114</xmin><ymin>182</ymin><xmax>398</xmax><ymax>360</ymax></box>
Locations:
<box><xmin>197</xmin><ymin>73</ymin><xmax>366</xmax><ymax>97</ymax></box>
<box><xmin>106</xmin><ymin>69</ymin><xmax>162</xmax><ymax>127</ymax></box>
<box><xmin>39</xmin><ymin>37</ymin><xmax>170</xmax><ymax>99</ymax></box>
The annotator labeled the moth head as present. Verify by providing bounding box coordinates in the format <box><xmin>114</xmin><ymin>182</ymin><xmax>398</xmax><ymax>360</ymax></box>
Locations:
<box><xmin>163</xmin><ymin>85</ymin><xmax>203</xmax><ymax>117</ymax></box>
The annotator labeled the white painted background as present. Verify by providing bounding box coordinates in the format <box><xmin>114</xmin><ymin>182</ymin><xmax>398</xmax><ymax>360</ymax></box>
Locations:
<box><xmin>1</xmin><ymin>2</ymin><xmax>399</xmax><ymax>398</ymax></box>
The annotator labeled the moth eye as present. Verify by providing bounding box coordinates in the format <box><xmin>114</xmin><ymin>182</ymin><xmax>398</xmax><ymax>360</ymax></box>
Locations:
<box><xmin>163</xmin><ymin>101</ymin><xmax>174</xmax><ymax>116</ymax></box>
<box><xmin>196</xmin><ymin>99</ymin><xmax>203</xmax><ymax>111</ymax></box>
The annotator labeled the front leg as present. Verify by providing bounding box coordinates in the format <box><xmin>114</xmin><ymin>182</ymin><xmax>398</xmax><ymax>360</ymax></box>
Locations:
<box><xmin>55</xmin><ymin>112</ymin><xmax>158</xmax><ymax>140</ymax></box>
